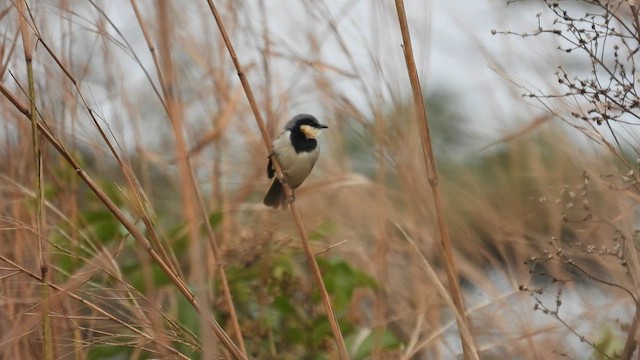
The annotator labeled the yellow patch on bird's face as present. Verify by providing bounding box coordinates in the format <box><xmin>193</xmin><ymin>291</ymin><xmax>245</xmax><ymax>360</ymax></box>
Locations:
<box><xmin>300</xmin><ymin>124</ymin><xmax>321</xmax><ymax>139</ymax></box>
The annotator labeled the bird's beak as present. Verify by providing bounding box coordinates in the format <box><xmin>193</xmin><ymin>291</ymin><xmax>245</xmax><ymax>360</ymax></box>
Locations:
<box><xmin>319</xmin><ymin>124</ymin><xmax>328</xmax><ymax>129</ymax></box>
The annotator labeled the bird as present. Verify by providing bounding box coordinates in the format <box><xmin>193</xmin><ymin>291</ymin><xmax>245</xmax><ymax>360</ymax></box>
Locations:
<box><xmin>263</xmin><ymin>114</ymin><xmax>328</xmax><ymax>209</ymax></box>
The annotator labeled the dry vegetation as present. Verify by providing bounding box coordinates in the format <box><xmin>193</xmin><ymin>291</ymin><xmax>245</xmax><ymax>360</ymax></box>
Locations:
<box><xmin>0</xmin><ymin>0</ymin><xmax>639</xmax><ymax>359</ymax></box>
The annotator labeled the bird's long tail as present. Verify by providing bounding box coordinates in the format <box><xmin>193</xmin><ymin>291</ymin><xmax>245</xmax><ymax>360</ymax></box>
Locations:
<box><xmin>263</xmin><ymin>179</ymin><xmax>286</xmax><ymax>209</ymax></box>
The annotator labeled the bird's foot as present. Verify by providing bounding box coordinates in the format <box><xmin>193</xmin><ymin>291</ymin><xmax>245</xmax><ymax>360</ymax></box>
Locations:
<box><xmin>278</xmin><ymin>174</ymin><xmax>288</xmax><ymax>186</ymax></box>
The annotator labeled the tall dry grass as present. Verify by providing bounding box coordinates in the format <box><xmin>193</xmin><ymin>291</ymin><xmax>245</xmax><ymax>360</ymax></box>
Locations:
<box><xmin>0</xmin><ymin>1</ymin><xmax>638</xmax><ymax>359</ymax></box>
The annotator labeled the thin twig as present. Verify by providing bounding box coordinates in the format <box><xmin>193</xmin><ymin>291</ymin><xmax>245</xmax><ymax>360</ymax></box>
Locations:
<box><xmin>315</xmin><ymin>239</ymin><xmax>349</xmax><ymax>256</ymax></box>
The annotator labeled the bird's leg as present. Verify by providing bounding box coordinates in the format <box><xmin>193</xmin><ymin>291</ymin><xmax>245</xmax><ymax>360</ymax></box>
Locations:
<box><xmin>286</xmin><ymin>190</ymin><xmax>295</xmax><ymax>204</ymax></box>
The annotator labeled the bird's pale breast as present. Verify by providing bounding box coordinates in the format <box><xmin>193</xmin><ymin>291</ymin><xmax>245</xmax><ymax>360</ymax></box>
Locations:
<box><xmin>273</xmin><ymin>131</ymin><xmax>320</xmax><ymax>188</ymax></box>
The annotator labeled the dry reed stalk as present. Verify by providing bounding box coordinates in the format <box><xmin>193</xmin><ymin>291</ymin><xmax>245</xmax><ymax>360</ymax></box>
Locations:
<box><xmin>45</xmin><ymin>2</ymin><xmax>246</xmax><ymax>352</ymax></box>
<box><xmin>116</xmin><ymin>0</ymin><xmax>180</xmax><ymax>278</ymax></box>
<box><xmin>0</xmin><ymin>62</ymin><xmax>246</xmax><ymax>360</ymax></box>
<box><xmin>189</xmin><ymin>164</ymin><xmax>248</xmax><ymax>355</ymax></box>
<box><xmin>372</xmin><ymin>106</ymin><xmax>390</xmax><ymax>359</ymax></box>
<box><xmin>131</xmin><ymin>1</ymin><xmax>247</xmax><ymax>355</ymax></box>
<box><xmin>258</xmin><ymin>0</ymin><xmax>274</xmax><ymax>128</ymax></box>
<box><xmin>205</xmin><ymin>0</ymin><xmax>350</xmax><ymax>358</ymax></box>
<box><xmin>129</xmin><ymin>0</ymin><xmax>167</xmax><ymax>102</ymax></box>
<box><xmin>295</xmin><ymin>16</ymin><xmax>393</xmax><ymax>356</ymax></box>
<box><xmin>392</xmin><ymin>1</ymin><xmax>479</xmax><ymax>359</ymax></box>
<box><xmin>15</xmin><ymin>2</ymin><xmax>52</xmax><ymax>359</ymax></box>
<box><xmin>394</xmin><ymin>223</ymin><xmax>478</xmax><ymax>359</ymax></box>
<box><xmin>54</xmin><ymin>6</ymin><xmax>85</xmax><ymax>357</ymax></box>
<box><xmin>154</xmin><ymin>2</ymin><xmax>221</xmax><ymax>358</ymax></box>
<box><xmin>0</xmin><ymin>252</ymin><xmax>192</xmax><ymax>359</ymax></box>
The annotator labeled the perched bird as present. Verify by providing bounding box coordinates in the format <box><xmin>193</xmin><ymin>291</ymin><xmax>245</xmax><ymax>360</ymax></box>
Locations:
<box><xmin>263</xmin><ymin>114</ymin><xmax>328</xmax><ymax>209</ymax></box>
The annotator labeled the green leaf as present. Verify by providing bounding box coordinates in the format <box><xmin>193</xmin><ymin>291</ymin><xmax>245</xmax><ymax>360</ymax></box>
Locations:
<box><xmin>208</xmin><ymin>211</ymin><xmax>223</xmax><ymax>229</ymax></box>
<box><xmin>347</xmin><ymin>328</ymin><xmax>402</xmax><ymax>360</ymax></box>
<box><xmin>86</xmin><ymin>345</ymin><xmax>131</xmax><ymax>359</ymax></box>
<box><xmin>82</xmin><ymin>209</ymin><xmax>121</xmax><ymax>244</ymax></box>
<box><xmin>591</xmin><ymin>327</ymin><xmax>623</xmax><ymax>360</ymax></box>
<box><xmin>309</xmin><ymin>220</ymin><xmax>337</xmax><ymax>241</ymax></box>
<box><xmin>318</xmin><ymin>257</ymin><xmax>377</xmax><ymax>312</ymax></box>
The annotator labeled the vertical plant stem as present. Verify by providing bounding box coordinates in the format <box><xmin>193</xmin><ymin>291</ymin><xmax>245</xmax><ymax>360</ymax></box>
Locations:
<box><xmin>155</xmin><ymin>2</ymin><xmax>223</xmax><ymax>358</ymax></box>
<box><xmin>372</xmin><ymin>107</ymin><xmax>389</xmax><ymax>359</ymax></box>
<box><xmin>17</xmin><ymin>2</ymin><xmax>52</xmax><ymax>359</ymax></box>
<box><xmin>189</xmin><ymin>164</ymin><xmax>247</xmax><ymax>355</ymax></box>
<box><xmin>290</xmin><ymin>200</ymin><xmax>348</xmax><ymax>358</ymax></box>
<box><xmin>130</xmin><ymin>8</ymin><xmax>241</xmax><ymax>344</ymax></box>
<box><xmin>0</xmin><ymin>80</ymin><xmax>247</xmax><ymax>360</ymax></box>
<box><xmin>396</xmin><ymin>223</ymin><xmax>478</xmax><ymax>360</ymax></box>
<box><xmin>258</xmin><ymin>0</ymin><xmax>274</xmax><ymax>128</ymax></box>
<box><xmin>127</xmin><ymin>0</ymin><xmax>181</xmax><ymax>277</ymax></box>
<box><xmin>204</xmin><ymin>1</ymin><xmax>350</xmax><ymax>358</ymax></box>
<box><xmin>392</xmin><ymin>1</ymin><xmax>479</xmax><ymax>359</ymax></box>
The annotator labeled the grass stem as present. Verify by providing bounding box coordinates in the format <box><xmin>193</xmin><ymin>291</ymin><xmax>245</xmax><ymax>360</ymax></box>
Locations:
<box><xmin>17</xmin><ymin>2</ymin><xmax>52</xmax><ymax>359</ymax></box>
<box><xmin>205</xmin><ymin>0</ymin><xmax>350</xmax><ymax>358</ymax></box>
<box><xmin>393</xmin><ymin>1</ymin><xmax>479</xmax><ymax>358</ymax></box>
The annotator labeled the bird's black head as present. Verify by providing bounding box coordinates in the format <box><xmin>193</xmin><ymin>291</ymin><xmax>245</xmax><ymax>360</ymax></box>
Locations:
<box><xmin>285</xmin><ymin>114</ymin><xmax>328</xmax><ymax>153</ymax></box>
<box><xmin>285</xmin><ymin>114</ymin><xmax>328</xmax><ymax>139</ymax></box>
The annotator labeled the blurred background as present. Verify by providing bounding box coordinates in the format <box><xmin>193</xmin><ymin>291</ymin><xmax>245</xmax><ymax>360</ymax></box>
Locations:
<box><xmin>1</xmin><ymin>0</ymin><xmax>638</xmax><ymax>359</ymax></box>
